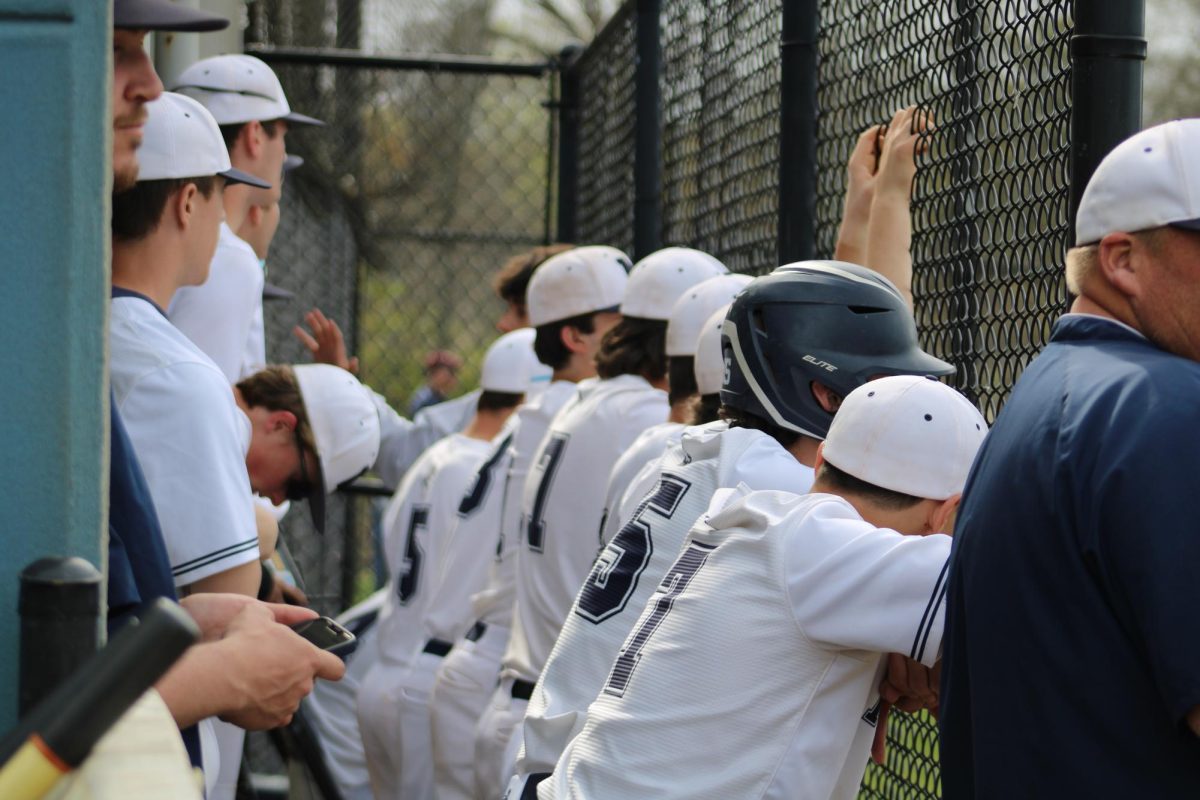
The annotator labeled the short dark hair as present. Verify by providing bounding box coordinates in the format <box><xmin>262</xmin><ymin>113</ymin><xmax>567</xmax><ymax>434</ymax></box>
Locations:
<box><xmin>218</xmin><ymin>118</ymin><xmax>282</xmax><ymax>150</ymax></box>
<box><xmin>689</xmin><ymin>393</ymin><xmax>722</xmax><ymax>425</ymax></box>
<box><xmin>815</xmin><ymin>461</ymin><xmax>923</xmax><ymax>510</ymax></box>
<box><xmin>534</xmin><ymin>312</ymin><xmax>597</xmax><ymax>371</ymax></box>
<box><xmin>236</xmin><ymin>366</ymin><xmax>316</xmax><ymax>454</ymax></box>
<box><xmin>595</xmin><ymin>317</ymin><xmax>667</xmax><ymax>382</ymax></box>
<box><xmin>493</xmin><ymin>244</ymin><xmax>574</xmax><ymax>313</ymax></box>
<box><xmin>477</xmin><ymin>390</ymin><xmax>523</xmax><ymax>412</ymax></box>
<box><xmin>111</xmin><ymin>176</ymin><xmax>219</xmax><ymax>242</ymax></box>
<box><xmin>719</xmin><ymin>403</ymin><xmax>801</xmax><ymax>450</ymax></box>
<box><xmin>667</xmin><ymin>356</ymin><xmax>698</xmax><ymax>406</ymax></box>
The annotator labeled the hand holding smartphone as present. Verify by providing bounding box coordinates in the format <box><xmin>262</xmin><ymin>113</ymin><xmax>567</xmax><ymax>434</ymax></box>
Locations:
<box><xmin>290</xmin><ymin>616</ymin><xmax>357</xmax><ymax>658</ymax></box>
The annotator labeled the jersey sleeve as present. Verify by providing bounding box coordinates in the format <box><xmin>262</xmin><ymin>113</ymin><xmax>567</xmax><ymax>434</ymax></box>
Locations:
<box><xmin>116</xmin><ymin>362</ymin><xmax>259</xmax><ymax>587</ymax></box>
<box><xmin>1097</xmin><ymin>407</ymin><xmax>1200</xmax><ymax>722</ymax></box>
<box><xmin>779</xmin><ymin>498</ymin><xmax>951</xmax><ymax>666</ymax></box>
<box><xmin>720</xmin><ymin>431</ymin><xmax>816</xmax><ymax>495</ymax></box>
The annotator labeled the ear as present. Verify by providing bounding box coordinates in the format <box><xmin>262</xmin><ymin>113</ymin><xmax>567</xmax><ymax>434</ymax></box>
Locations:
<box><xmin>238</xmin><ymin>120</ymin><xmax>264</xmax><ymax>160</ymax></box>
<box><xmin>561</xmin><ymin>324</ymin><xmax>588</xmax><ymax>355</ymax></box>
<box><xmin>1096</xmin><ymin>232</ymin><xmax>1139</xmax><ymax>299</ymax></box>
<box><xmin>265</xmin><ymin>409</ymin><xmax>299</xmax><ymax>434</ymax></box>
<box><xmin>810</xmin><ymin>381</ymin><xmax>843</xmax><ymax>414</ymax></box>
<box><xmin>812</xmin><ymin>441</ymin><xmax>826</xmax><ymax>472</ymax></box>
<box><xmin>928</xmin><ymin>493</ymin><xmax>962</xmax><ymax>535</ymax></box>
<box><xmin>174</xmin><ymin>182</ymin><xmax>199</xmax><ymax>230</ymax></box>
<box><xmin>246</xmin><ymin>204</ymin><xmax>264</xmax><ymax>227</ymax></box>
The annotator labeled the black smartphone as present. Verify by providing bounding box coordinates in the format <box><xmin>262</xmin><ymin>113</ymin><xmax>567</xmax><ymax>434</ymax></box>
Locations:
<box><xmin>290</xmin><ymin>616</ymin><xmax>357</xmax><ymax>658</ymax></box>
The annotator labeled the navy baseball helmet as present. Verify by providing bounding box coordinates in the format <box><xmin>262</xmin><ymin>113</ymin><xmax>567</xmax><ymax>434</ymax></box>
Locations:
<box><xmin>720</xmin><ymin>260</ymin><xmax>953</xmax><ymax>440</ymax></box>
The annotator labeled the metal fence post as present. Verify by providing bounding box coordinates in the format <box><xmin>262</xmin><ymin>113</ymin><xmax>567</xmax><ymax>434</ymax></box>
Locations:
<box><xmin>633</xmin><ymin>0</ymin><xmax>663</xmax><ymax>260</ymax></box>
<box><xmin>18</xmin><ymin>557</ymin><xmax>102</xmax><ymax>716</ymax></box>
<box><xmin>556</xmin><ymin>45</ymin><xmax>583</xmax><ymax>245</ymax></box>
<box><xmin>1069</xmin><ymin>0</ymin><xmax>1146</xmax><ymax>245</ymax></box>
<box><xmin>778</xmin><ymin>0</ymin><xmax>820</xmax><ymax>265</ymax></box>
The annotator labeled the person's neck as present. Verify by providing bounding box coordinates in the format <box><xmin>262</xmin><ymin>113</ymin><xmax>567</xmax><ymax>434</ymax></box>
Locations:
<box><xmin>111</xmin><ymin>235</ymin><xmax>189</xmax><ymax>310</ymax></box>
<box><xmin>553</xmin><ymin>355</ymin><xmax>597</xmax><ymax>384</ymax></box>
<box><xmin>1069</xmin><ymin>288</ymin><xmax>1142</xmax><ymax>333</ymax></box>
<box><xmin>223</xmin><ymin>182</ymin><xmax>254</xmax><ymax>232</ymax></box>
<box><xmin>787</xmin><ymin>434</ymin><xmax>821</xmax><ymax>468</ymax></box>
<box><xmin>464</xmin><ymin>408</ymin><xmax>513</xmax><ymax>441</ymax></box>
<box><xmin>668</xmin><ymin>398</ymin><xmax>691</xmax><ymax>424</ymax></box>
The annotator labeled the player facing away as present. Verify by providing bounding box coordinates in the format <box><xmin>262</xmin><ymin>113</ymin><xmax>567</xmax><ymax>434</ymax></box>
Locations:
<box><xmin>354</xmin><ymin>330</ymin><xmax>543</xmax><ymax>800</ymax></box>
<box><xmin>508</xmin><ymin>260</ymin><xmax>954</xmax><ymax>796</ymax></box>
<box><xmin>474</xmin><ymin>247</ymin><xmax>724</xmax><ymax>790</ymax></box>
<box><xmin>168</xmin><ymin>54</ymin><xmax>324</xmax><ymax>382</ymax></box>
<box><xmin>541</xmin><ymin>375</ymin><xmax>987</xmax><ymax>800</ymax></box>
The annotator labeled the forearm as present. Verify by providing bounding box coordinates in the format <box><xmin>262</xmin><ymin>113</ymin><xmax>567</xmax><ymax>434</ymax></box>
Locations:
<box><xmin>255</xmin><ymin>504</ymin><xmax>279</xmax><ymax>559</ymax></box>
<box><xmin>157</xmin><ymin>642</ymin><xmax>240</xmax><ymax>728</ymax></box>
<box><xmin>834</xmin><ymin>185</ymin><xmax>875</xmax><ymax>266</ymax></box>
<box><xmin>185</xmin><ymin>559</ymin><xmax>263</xmax><ymax>597</ymax></box>
<box><xmin>864</xmin><ymin>191</ymin><xmax>914</xmax><ymax>308</ymax></box>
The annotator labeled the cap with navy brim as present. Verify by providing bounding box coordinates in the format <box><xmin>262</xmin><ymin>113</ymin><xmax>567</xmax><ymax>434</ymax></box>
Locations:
<box><xmin>283</xmin><ymin>154</ymin><xmax>305</xmax><ymax>172</ymax></box>
<box><xmin>222</xmin><ymin>167</ymin><xmax>271</xmax><ymax>189</ymax></box>
<box><xmin>263</xmin><ymin>282</ymin><xmax>294</xmax><ymax>302</ymax></box>
<box><xmin>114</xmin><ymin>0</ymin><xmax>230</xmax><ymax>31</ymax></box>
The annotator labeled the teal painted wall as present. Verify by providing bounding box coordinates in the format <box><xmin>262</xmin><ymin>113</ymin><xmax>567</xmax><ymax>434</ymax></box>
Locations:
<box><xmin>0</xmin><ymin>0</ymin><xmax>109</xmax><ymax>727</ymax></box>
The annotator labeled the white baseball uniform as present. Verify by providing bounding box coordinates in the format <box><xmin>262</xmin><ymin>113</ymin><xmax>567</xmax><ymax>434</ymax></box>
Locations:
<box><xmin>541</xmin><ymin>488</ymin><xmax>951</xmax><ymax>800</ymax></box>
<box><xmin>167</xmin><ymin>221</ymin><xmax>264</xmax><ymax>382</ymax></box>
<box><xmin>597</xmin><ymin>421</ymin><xmax>685</xmax><ymax>548</ymax></box>
<box><xmin>109</xmin><ymin>291</ymin><xmax>260</xmax><ymax>799</ymax></box>
<box><xmin>477</xmin><ymin>374</ymin><xmax>667</xmax><ymax>793</ymax></box>
<box><xmin>429</xmin><ymin>380</ymin><xmax>578</xmax><ymax>800</ymax></box>
<box><xmin>302</xmin><ymin>589</ymin><xmax>388</xmax><ymax>800</ymax></box>
<box><xmin>372</xmin><ymin>389</ymin><xmax>481</xmax><ymax>490</ymax></box>
<box><xmin>510</xmin><ymin>422</ymin><xmax>814</xmax><ymax>792</ymax></box>
<box><xmin>357</xmin><ymin>432</ymin><xmax>492</xmax><ymax>800</ymax></box>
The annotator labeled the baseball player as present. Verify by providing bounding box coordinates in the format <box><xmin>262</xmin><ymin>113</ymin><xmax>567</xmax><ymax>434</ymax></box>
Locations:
<box><xmin>542</xmin><ymin>375</ymin><xmax>986</xmax><ymax>799</ymax></box>
<box><xmin>424</xmin><ymin>246</ymin><xmax>630</xmax><ymax>800</ymax></box>
<box><xmin>475</xmin><ymin>246</ymin><xmax>724</xmax><ymax>792</ymax></box>
<box><xmin>356</xmin><ymin>330</ymin><xmax>543</xmax><ymax>799</ymax></box>
<box><xmin>168</xmin><ymin>54</ymin><xmax>324</xmax><ymax>383</ymax></box>
<box><xmin>595</xmin><ymin>272</ymin><xmax>751</xmax><ymax>548</ymax></box>
<box><xmin>508</xmin><ymin>260</ymin><xmax>954</xmax><ymax>796</ymax></box>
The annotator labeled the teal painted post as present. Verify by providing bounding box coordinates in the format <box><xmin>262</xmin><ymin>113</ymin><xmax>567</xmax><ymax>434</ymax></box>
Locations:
<box><xmin>0</xmin><ymin>0</ymin><xmax>110</xmax><ymax>727</ymax></box>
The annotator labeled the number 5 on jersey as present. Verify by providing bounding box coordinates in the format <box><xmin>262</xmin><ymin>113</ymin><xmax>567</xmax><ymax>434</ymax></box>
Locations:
<box><xmin>397</xmin><ymin>505</ymin><xmax>429</xmax><ymax>604</ymax></box>
<box><xmin>576</xmin><ymin>474</ymin><xmax>691</xmax><ymax>624</ymax></box>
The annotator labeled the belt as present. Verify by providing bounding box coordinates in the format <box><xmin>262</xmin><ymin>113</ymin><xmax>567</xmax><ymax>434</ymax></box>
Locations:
<box><xmin>465</xmin><ymin>620</ymin><xmax>488</xmax><ymax>642</ymax></box>
<box><xmin>511</xmin><ymin>678</ymin><xmax>536</xmax><ymax>701</ymax></box>
<box><xmin>423</xmin><ymin>638</ymin><xmax>453</xmax><ymax>657</ymax></box>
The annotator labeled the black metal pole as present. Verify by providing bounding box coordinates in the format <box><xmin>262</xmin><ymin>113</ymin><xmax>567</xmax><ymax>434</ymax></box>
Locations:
<box><xmin>1069</xmin><ymin>0</ymin><xmax>1146</xmax><ymax>246</ymax></box>
<box><xmin>777</xmin><ymin>0</ymin><xmax>820</xmax><ymax>266</ymax></box>
<box><xmin>555</xmin><ymin>45</ymin><xmax>583</xmax><ymax>244</ymax></box>
<box><xmin>633</xmin><ymin>0</ymin><xmax>663</xmax><ymax>260</ymax></box>
<box><xmin>18</xmin><ymin>557</ymin><xmax>102</xmax><ymax>716</ymax></box>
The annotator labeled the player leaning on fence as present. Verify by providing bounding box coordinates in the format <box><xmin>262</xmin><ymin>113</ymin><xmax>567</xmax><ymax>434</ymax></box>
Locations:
<box><xmin>941</xmin><ymin>120</ymin><xmax>1200</xmax><ymax>795</ymax></box>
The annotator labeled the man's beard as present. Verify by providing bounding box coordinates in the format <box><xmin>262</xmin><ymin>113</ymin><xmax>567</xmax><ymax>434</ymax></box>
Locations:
<box><xmin>113</xmin><ymin>162</ymin><xmax>139</xmax><ymax>194</ymax></box>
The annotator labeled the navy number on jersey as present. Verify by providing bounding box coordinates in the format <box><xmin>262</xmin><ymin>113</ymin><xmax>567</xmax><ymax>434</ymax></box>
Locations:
<box><xmin>525</xmin><ymin>433</ymin><xmax>569</xmax><ymax>553</ymax></box>
<box><xmin>458</xmin><ymin>433</ymin><xmax>513</xmax><ymax>518</ymax></box>
<box><xmin>603</xmin><ymin>540</ymin><xmax>716</xmax><ymax>697</ymax></box>
<box><xmin>576</xmin><ymin>474</ymin><xmax>691</xmax><ymax>625</ymax></box>
<box><xmin>397</xmin><ymin>505</ymin><xmax>429</xmax><ymax>604</ymax></box>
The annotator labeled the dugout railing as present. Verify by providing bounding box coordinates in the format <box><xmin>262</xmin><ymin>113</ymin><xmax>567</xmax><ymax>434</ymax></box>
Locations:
<box><xmin>557</xmin><ymin>0</ymin><xmax>1145</xmax><ymax>795</ymax></box>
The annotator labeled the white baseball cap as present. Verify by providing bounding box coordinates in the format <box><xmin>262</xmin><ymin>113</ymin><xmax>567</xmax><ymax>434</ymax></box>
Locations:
<box><xmin>1076</xmin><ymin>119</ymin><xmax>1200</xmax><ymax>245</ymax></box>
<box><xmin>621</xmin><ymin>247</ymin><xmax>729</xmax><ymax>320</ymax></box>
<box><xmin>173</xmin><ymin>54</ymin><xmax>324</xmax><ymax>127</ymax></box>
<box><xmin>137</xmin><ymin>93</ymin><xmax>270</xmax><ymax>188</ymax></box>
<box><xmin>822</xmin><ymin>375</ymin><xmax>987</xmax><ymax>501</ymax></box>
<box><xmin>480</xmin><ymin>328</ymin><xmax>548</xmax><ymax>394</ymax></box>
<box><xmin>666</xmin><ymin>273</ymin><xmax>752</xmax><ymax>356</ymax></box>
<box><xmin>526</xmin><ymin>246</ymin><xmax>631</xmax><ymax>326</ymax></box>
<box><xmin>694</xmin><ymin>304</ymin><xmax>731</xmax><ymax>396</ymax></box>
<box><xmin>294</xmin><ymin>364</ymin><xmax>381</xmax><ymax>532</ymax></box>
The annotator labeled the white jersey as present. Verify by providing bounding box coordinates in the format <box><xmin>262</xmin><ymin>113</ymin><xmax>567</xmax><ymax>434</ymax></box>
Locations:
<box><xmin>504</xmin><ymin>374</ymin><xmax>668</xmax><ymax>684</ymax></box>
<box><xmin>372</xmin><ymin>389</ymin><xmax>480</xmax><ymax>490</ymax></box>
<box><xmin>543</xmin><ymin>489</ymin><xmax>951</xmax><ymax>800</ymax></box>
<box><xmin>598</xmin><ymin>421</ymin><xmax>685</xmax><ymax>547</ymax></box>
<box><xmin>372</xmin><ymin>432</ymin><xmax>492</xmax><ymax>667</ymax></box>
<box><xmin>518</xmin><ymin>423</ymin><xmax>814</xmax><ymax>778</ymax></box>
<box><xmin>471</xmin><ymin>380</ymin><xmax>579</xmax><ymax>628</ymax></box>
<box><xmin>109</xmin><ymin>293</ymin><xmax>259</xmax><ymax>587</ymax></box>
<box><xmin>422</xmin><ymin>416</ymin><xmax>520</xmax><ymax>644</ymax></box>
<box><xmin>168</xmin><ymin>222</ymin><xmax>264</xmax><ymax>383</ymax></box>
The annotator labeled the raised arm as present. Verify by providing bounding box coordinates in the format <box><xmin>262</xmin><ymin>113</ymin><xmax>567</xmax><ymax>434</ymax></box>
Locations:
<box><xmin>833</xmin><ymin>123</ymin><xmax>886</xmax><ymax>266</ymax></box>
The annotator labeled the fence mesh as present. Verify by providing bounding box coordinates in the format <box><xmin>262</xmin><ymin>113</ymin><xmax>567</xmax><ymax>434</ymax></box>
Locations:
<box><xmin>569</xmin><ymin>0</ymin><xmax>1075</xmax><ymax>795</ymax></box>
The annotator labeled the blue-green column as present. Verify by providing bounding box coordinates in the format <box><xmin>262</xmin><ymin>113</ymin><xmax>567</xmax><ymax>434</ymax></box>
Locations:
<box><xmin>0</xmin><ymin>0</ymin><xmax>110</xmax><ymax>727</ymax></box>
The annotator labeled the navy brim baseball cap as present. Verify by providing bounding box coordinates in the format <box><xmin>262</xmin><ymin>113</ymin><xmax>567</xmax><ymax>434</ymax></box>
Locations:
<box><xmin>114</xmin><ymin>0</ymin><xmax>230</xmax><ymax>31</ymax></box>
<box><xmin>283</xmin><ymin>154</ymin><xmax>305</xmax><ymax>172</ymax></box>
<box><xmin>263</xmin><ymin>282</ymin><xmax>295</xmax><ymax>302</ymax></box>
<box><xmin>283</xmin><ymin>111</ymin><xmax>327</xmax><ymax>127</ymax></box>
<box><xmin>221</xmin><ymin>167</ymin><xmax>271</xmax><ymax>190</ymax></box>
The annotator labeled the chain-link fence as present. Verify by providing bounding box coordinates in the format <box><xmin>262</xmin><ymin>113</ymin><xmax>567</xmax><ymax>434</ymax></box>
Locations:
<box><xmin>566</xmin><ymin>0</ymin><xmax>1083</xmax><ymax>795</ymax></box>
